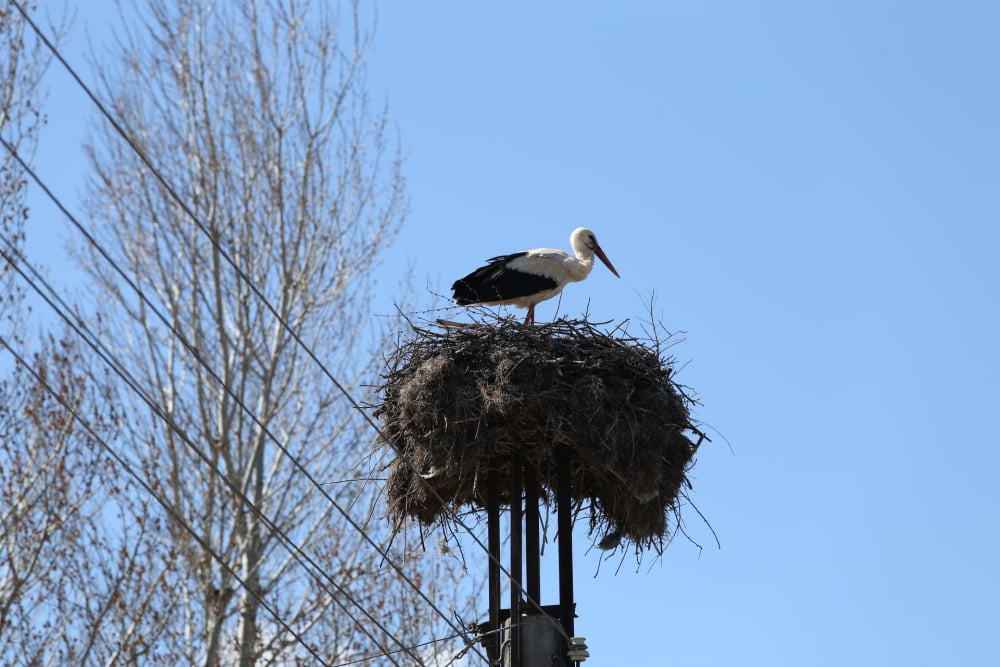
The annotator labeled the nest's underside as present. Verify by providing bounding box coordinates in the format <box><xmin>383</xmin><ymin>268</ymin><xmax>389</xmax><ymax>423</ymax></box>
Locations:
<box><xmin>374</xmin><ymin>316</ymin><xmax>702</xmax><ymax>550</ymax></box>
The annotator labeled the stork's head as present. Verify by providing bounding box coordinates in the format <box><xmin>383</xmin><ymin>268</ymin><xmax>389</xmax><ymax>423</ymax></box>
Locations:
<box><xmin>571</xmin><ymin>227</ymin><xmax>620</xmax><ymax>278</ymax></box>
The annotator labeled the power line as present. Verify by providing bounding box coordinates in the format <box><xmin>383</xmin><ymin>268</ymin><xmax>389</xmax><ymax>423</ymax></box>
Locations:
<box><xmin>329</xmin><ymin>631</ymin><xmax>476</xmax><ymax>667</ymax></box>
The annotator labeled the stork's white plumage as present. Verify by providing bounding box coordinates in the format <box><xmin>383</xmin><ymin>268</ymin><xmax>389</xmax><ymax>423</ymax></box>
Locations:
<box><xmin>451</xmin><ymin>227</ymin><xmax>620</xmax><ymax>324</ymax></box>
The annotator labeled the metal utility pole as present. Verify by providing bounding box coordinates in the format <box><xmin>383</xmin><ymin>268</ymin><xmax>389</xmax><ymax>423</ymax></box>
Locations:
<box><xmin>556</xmin><ymin>446</ymin><xmax>575</xmax><ymax>639</ymax></box>
<box><xmin>509</xmin><ymin>452</ymin><xmax>522</xmax><ymax>664</ymax></box>
<box><xmin>487</xmin><ymin>463</ymin><xmax>501</xmax><ymax>664</ymax></box>
<box><xmin>479</xmin><ymin>448</ymin><xmax>587</xmax><ymax>667</ymax></box>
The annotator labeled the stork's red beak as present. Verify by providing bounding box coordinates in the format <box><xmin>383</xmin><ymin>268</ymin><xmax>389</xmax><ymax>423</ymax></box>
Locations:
<box><xmin>594</xmin><ymin>244</ymin><xmax>620</xmax><ymax>278</ymax></box>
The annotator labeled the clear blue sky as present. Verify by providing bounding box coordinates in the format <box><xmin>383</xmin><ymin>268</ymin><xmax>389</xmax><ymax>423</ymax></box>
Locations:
<box><xmin>24</xmin><ymin>2</ymin><xmax>1000</xmax><ymax>665</ymax></box>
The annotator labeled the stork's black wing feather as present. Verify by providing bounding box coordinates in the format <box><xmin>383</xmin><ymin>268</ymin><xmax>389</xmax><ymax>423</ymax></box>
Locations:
<box><xmin>451</xmin><ymin>252</ymin><xmax>558</xmax><ymax>305</ymax></box>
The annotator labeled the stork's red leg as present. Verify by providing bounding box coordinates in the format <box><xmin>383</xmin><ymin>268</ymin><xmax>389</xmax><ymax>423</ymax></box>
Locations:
<box><xmin>524</xmin><ymin>305</ymin><xmax>535</xmax><ymax>325</ymax></box>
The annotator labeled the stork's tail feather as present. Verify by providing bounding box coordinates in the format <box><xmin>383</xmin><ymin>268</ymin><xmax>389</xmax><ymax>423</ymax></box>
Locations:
<box><xmin>451</xmin><ymin>279</ymin><xmax>484</xmax><ymax>305</ymax></box>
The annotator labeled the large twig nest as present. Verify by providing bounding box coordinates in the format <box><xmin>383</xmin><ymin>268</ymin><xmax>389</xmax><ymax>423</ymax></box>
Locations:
<box><xmin>373</xmin><ymin>314</ymin><xmax>704</xmax><ymax>552</ymax></box>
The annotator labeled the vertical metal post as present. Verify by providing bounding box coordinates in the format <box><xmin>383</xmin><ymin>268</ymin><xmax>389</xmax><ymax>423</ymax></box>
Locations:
<box><xmin>524</xmin><ymin>463</ymin><xmax>541</xmax><ymax>611</ymax></box>
<box><xmin>487</xmin><ymin>463</ymin><xmax>501</xmax><ymax>665</ymax></box>
<box><xmin>509</xmin><ymin>452</ymin><xmax>522</xmax><ymax>667</ymax></box>
<box><xmin>556</xmin><ymin>446</ymin><xmax>575</xmax><ymax>638</ymax></box>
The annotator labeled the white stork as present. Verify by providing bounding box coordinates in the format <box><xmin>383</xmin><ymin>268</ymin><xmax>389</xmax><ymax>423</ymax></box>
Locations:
<box><xmin>451</xmin><ymin>227</ymin><xmax>620</xmax><ymax>324</ymax></box>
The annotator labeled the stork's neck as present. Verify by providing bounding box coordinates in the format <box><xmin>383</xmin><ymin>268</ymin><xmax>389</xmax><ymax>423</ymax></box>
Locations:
<box><xmin>567</xmin><ymin>252</ymin><xmax>595</xmax><ymax>282</ymax></box>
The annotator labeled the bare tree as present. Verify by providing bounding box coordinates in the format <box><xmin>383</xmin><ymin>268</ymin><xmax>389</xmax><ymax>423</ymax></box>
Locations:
<box><xmin>0</xmin><ymin>0</ymin><xmax>56</xmax><ymax>653</ymax></box>
<box><xmin>2</xmin><ymin>9</ymin><xmax>128</xmax><ymax>665</ymax></box>
<box><xmin>0</xmin><ymin>330</ymin><xmax>126</xmax><ymax>666</ymax></box>
<box><xmin>79</xmin><ymin>0</ymin><xmax>471</xmax><ymax>664</ymax></box>
<box><xmin>1</xmin><ymin>0</ymin><xmax>46</xmax><ymax>273</ymax></box>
